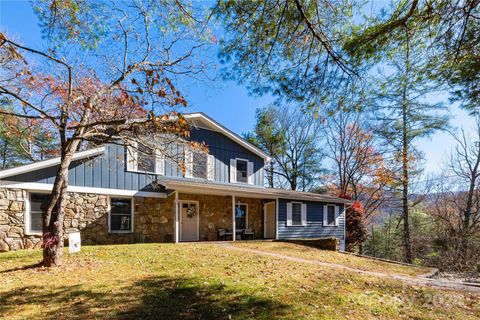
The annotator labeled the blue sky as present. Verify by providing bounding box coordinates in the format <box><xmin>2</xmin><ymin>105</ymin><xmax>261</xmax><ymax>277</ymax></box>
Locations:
<box><xmin>0</xmin><ymin>0</ymin><xmax>475</xmax><ymax>174</ymax></box>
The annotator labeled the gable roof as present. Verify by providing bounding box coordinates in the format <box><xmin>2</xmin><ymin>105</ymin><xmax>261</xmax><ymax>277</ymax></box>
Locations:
<box><xmin>0</xmin><ymin>147</ymin><xmax>106</xmax><ymax>179</ymax></box>
<box><xmin>184</xmin><ymin>112</ymin><xmax>271</xmax><ymax>161</ymax></box>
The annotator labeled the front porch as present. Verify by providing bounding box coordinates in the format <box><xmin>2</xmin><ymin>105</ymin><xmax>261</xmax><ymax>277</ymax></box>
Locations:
<box><xmin>172</xmin><ymin>192</ymin><xmax>277</xmax><ymax>242</ymax></box>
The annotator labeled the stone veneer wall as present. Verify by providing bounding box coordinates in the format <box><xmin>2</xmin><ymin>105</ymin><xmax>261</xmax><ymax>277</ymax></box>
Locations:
<box><xmin>0</xmin><ymin>188</ymin><xmax>175</xmax><ymax>252</ymax></box>
<box><xmin>0</xmin><ymin>189</ymin><xmax>37</xmax><ymax>251</ymax></box>
<box><xmin>236</xmin><ymin>197</ymin><xmax>264</xmax><ymax>239</ymax></box>
<box><xmin>178</xmin><ymin>193</ymin><xmax>233</xmax><ymax>241</ymax></box>
<box><xmin>0</xmin><ymin>187</ymin><xmax>268</xmax><ymax>252</ymax></box>
<box><xmin>178</xmin><ymin>193</ymin><xmax>265</xmax><ymax>241</ymax></box>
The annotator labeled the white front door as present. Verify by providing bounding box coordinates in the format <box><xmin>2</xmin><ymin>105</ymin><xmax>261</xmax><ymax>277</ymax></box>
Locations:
<box><xmin>180</xmin><ymin>202</ymin><xmax>199</xmax><ymax>241</ymax></box>
<box><xmin>264</xmin><ymin>202</ymin><xmax>276</xmax><ymax>239</ymax></box>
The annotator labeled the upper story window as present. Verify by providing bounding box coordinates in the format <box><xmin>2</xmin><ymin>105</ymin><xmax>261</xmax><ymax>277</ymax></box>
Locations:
<box><xmin>26</xmin><ymin>193</ymin><xmax>57</xmax><ymax>234</ymax></box>
<box><xmin>126</xmin><ymin>143</ymin><xmax>164</xmax><ymax>175</ymax></box>
<box><xmin>236</xmin><ymin>159</ymin><xmax>248</xmax><ymax>183</ymax></box>
<box><xmin>137</xmin><ymin>145</ymin><xmax>156</xmax><ymax>173</ymax></box>
<box><xmin>229</xmin><ymin>158</ymin><xmax>254</xmax><ymax>184</ymax></box>
<box><xmin>286</xmin><ymin>202</ymin><xmax>307</xmax><ymax>226</ymax></box>
<box><xmin>192</xmin><ymin>152</ymin><xmax>207</xmax><ymax>179</ymax></box>
<box><xmin>323</xmin><ymin>205</ymin><xmax>339</xmax><ymax>227</ymax></box>
<box><xmin>184</xmin><ymin>149</ymin><xmax>215</xmax><ymax>180</ymax></box>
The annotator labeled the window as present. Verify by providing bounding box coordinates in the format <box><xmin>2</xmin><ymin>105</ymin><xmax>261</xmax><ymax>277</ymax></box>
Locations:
<box><xmin>230</xmin><ymin>158</ymin><xmax>254</xmax><ymax>184</ymax></box>
<box><xmin>235</xmin><ymin>204</ymin><xmax>247</xmax><ymax>229</ymax></box>
<box><xmin>291</xmin><ymin>202</ymin><xmax>302</xmax><ymax>226</ymax></box>
<box><xmin>286</xmin><ymin>202</ymin><xmax>306</xmax><ymax>226</ymax></box>
<box><xmin>126</xmin><ymin>143</ymin><xmax>164</xmax><ymax>174</ymax></box>
<box><xmin>192</xmin><ymin>152</ymin><xmax>207</xmax><ymax>179</ymax></box>
<box><xmin>137</xmin><ymin>145</ymin><xmax>156</xmax><ymax>173</ymax></box>
<box><xmin>236</xmin><ymin>159</ymin><xmax>248</xmax><ymax>183</ymax></box>
<box><xmin>109</xmin><ymin>198</ymin><xmax>133</xmax><ymax>232</ymax></box>
<box><xmin>27</xmin><ymin>193</ymin><xmax>56</xmax><ymax>234</ymax></box>
<box><xmin>324</xmin><ymin>205</ymin><xmax>338</xmax><ymax>226</ymax></box>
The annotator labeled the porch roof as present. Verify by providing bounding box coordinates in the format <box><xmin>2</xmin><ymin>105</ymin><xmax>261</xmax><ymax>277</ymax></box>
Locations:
<box><xmin>156</xmin><ymin>177</ymin><xmax>351</xmax><ymax>204</ymax></box>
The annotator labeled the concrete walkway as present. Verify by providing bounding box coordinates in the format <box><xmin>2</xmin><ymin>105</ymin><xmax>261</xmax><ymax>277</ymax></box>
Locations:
<box><xmin>218</xmin><ymin>243</ymin><xmax>480</xmax><ymax>293</ymax></box>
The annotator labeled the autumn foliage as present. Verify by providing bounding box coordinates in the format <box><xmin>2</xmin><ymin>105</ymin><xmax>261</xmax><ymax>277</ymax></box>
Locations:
<box><xmin>339</xmin><ymin>194</ymin><xmax>368</xmax><ymax>252</ymax></box>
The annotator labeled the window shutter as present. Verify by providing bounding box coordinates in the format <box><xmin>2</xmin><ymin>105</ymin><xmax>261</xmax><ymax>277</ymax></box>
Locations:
<box><xmin>155</xmin><ymin>149</ymin><xmax>165</xmax><ymax>175</ymax></box>
<box><xmin>230</xmin><ymin>159</ymin><xmax>237</xmax><ymax>183</ymax></box>
<box><xmin>126</xmin><ymin>142</ymin><xmax>137</xmax><ymax>171</ymax></box>
<box><xmin>335</xmin><ymin>205</ymin><xmax>340</xmax><ymax>226</ymax></box>
<box><xmin>259</xmin><ymin>167</ymin><xmax>265</xmax><ymax>186</ymax></box>
<box><xmin>323</xmin><ymin>205</ymin><xmax>327</xmax><ymax>226</ymax></box>
<box><xmin>247</xmin><ymin>161</ymin><xmax>254</xmax><ymax>184</ymax></box>
<box><xmin>286</xmin><ymin>202</ymin><xmax>292</xmax><ymax>226</ymax></box>
<box><xmin>207</xmin><ymin>154</ymin><xmax>215</xmax><ymax>181</ymax></box>
<box><xmin>184</xmin><ymin>149</ymin><xmax>193</xmax><ymax>178</ymax></box>
<box><xmin>301</xmin><ymin>203</ymin><xmax>307</xmax><ymax>226</ymax></box>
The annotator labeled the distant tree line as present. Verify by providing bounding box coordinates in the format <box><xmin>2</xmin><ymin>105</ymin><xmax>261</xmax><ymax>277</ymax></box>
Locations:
<box><xmin>226</xmin><ymin>0</ymin><xmax>480</xmax><ymax>272</ymax></box>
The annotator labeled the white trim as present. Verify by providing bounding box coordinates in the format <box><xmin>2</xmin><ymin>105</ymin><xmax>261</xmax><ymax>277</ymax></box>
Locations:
<box><xmin>263</xmin><ymin>201</ymin><xmax>275</xmax><ymax>239</ymax></box>
<box><xmin>158</xmin><ymin>179</ymin><xmax>351</xmax><ymax>204</ymax></box>
<box><xmin>287</xmin><ymin>201</ymin><xmax>305</xmax><ymax>227</ymax></box>
<box><xmin>184</xmin><ymin>149</ymin><xmax>193</xmax><ymax>178</ymax></box>
<box><xmin>108</xmin><ymin>196</ymin><xmax>134</xmax><ymax>234</ymax></box>
<box><xmin>179</xmin><ymin>200</ymin><xmax>200</xmax><ymax>241</ymax></box>
<box><xmin>127</xmin><ymin>142</ymin><xmax>138</xmax><ymax>171</ymax></box>
<box><xmin>24</xmin><ymin>191</ymin><xmax>51</xmax><ymax>236</ymax></box>
<box><xmin>324</xmin><ymin>204</ymin><xmax>339</xmax><ymax>227</ymax></box>
<box><xmin>166</xmin><ymin>185</ymin><xmax>277</xmax><ymax>199</ymax></box>
<box><xmin>234</xmin><ymin>158</ymin><xmax>250</xmax><ymax>184</ymax></box>
<box><xmin>155</xmin><ymin>149</ymin><xmax>165</xmax><ymax>175</ymax></box>
<box><xmin>286</xmin><ymin>202</ymin><xmax>292</xmax><ymax>226</ymax></box>
<box><xmin>184</xmin><ymin>113</ymin><xmax>270</xmax><ymax>161</ymax></box>
<box><xmin>229</xmin><ymin>159</ymin><xmax>237</xmax><ymax>183</ymax></box>
<box><xmin>335</xmin><ymin>205</ymin><xmax>340</xmax><ymax>227</ymax></box>
<box><xmin>0</xmin><ymin>147</ymin><xmax>105</xmax><ymax>179</ymax></box>
<box><xmin>174</xmin><ymin>191</ymin><xmax>179</xmax><ymax>243</ymax></box>
<box><xmin>0</xmin><ymin>181</ymin><xmax>167</xmax><ymax>198</ymax></box>
<box><xmin>207</xmin><ymin>154</ymin><xmax>215</xmax><ymax>181</ymax></box>
<box><xmin>247</xmin><ymin>161</ymin><xmax>254</xmax><ymax>185</ymax></box>
<box><xmin>301</xmin><ymin>203</ymin><xmax>307</xmax><ymax>226</ymax></box>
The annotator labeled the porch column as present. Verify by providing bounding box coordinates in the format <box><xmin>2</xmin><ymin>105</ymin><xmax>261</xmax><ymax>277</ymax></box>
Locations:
<box><xmin>232</xmin><ymin>195</ymin><xmax>236</xmax><ymax>241</ymax></box>
<box><xmin>174</xmin><ymin>191</ymin><xmax>179</xmax><ymax>243</ymax></box>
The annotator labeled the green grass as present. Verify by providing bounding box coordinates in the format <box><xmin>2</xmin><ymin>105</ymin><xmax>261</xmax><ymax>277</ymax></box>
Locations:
<box><xmin>0</xmin><ymin>243</ymin><xmax>478</xmax><ymax>320</ymax></box>
<box><xmin>232</xmin><ymin>241</ymin><xmax>432</xmax><ymax>277</ymax></box>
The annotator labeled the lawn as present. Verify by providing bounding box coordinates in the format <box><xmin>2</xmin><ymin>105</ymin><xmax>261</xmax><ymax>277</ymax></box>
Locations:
<box><xmin>232</xmin><ymin>241</ymin><xmax>432</xmax><ymax>277</ymax></box>
<box><xmin>0</xmin><ymin>243</ymin><xmax>478</xmax><ymax>320</ymax></box>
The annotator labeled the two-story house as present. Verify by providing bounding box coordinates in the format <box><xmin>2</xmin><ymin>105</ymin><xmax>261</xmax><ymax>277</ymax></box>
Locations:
<box><xmin>0</xmin><ymin>113</ymin><xmax>349</xmax><ymax>252</ymax></box>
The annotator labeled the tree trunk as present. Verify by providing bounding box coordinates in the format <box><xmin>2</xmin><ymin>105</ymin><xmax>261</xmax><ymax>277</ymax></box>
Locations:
<box><xmin>42</xmin><ymin>141</ymin><xmax>79</xmax><ymax>267</ymax></box>
<box><xmin>268</xmin><ymin>159</ymin><xmax>274</xmax><ymax>188</ymax></box>
<box><xmin>401</xmin><ymin>93</ymin><xmax>413</xmax><ymax>263</ymax></box>
<box><xmin>401</xmin><ymin>26</ymin><xmax>413</xmax><ymax>264</ymax></box>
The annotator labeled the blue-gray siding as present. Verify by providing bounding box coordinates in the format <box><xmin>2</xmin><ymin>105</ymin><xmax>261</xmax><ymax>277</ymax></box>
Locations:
<box><xmin>190</xmin><ymin>128</ymin><xmax>264</xmax><ymax>186</ymax></box>
<box><xmin>7</xmin><ymin>127</ymin><xmax>265</xmax><ymax>189</ymax></box>
<box><xmin>277</xmin><ymin>199</ymin><xmax>345</xmax><ymax>240</ymax></box>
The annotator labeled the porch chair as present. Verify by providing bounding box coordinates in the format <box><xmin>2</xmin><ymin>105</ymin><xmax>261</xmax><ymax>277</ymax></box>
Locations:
<box><xmin>217</xmin><ymin>228</ymin><xmax>233</xmax><ymax>241</ymax></box>
<box><xmin>242</xmin><ymin>228</ymin><xmax>255</xmax><ymax>240</ymax></box>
